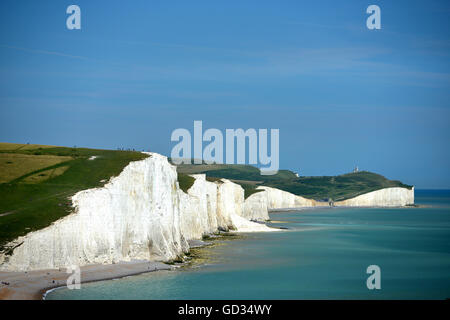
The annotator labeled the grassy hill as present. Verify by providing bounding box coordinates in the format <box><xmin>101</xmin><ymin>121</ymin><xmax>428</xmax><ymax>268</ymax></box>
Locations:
<box><xmin>176</xmin><ymin>163</ymin><xmax>297</xmax><ymax>182</ymax></box>
<box><xmin>265</xmin><ymin>171</ymin><xmax>412</xmax><ymax>201</ymax></box>
<box><xmin>175</xmin><ymin>162</ymin><xmax>412</xmax><ymax>201</ymax></box>
<box><xmin>0</xmin><ymin>143</ymin><xmax>147</xmax><ymax>253</ymax></box>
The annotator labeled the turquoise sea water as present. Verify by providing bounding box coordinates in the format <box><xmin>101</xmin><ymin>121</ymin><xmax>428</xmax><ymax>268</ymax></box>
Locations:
<box><xmin>47</xmin><ymin>190</ymin><xmax>450</xmax><ymax>300</ymax></box>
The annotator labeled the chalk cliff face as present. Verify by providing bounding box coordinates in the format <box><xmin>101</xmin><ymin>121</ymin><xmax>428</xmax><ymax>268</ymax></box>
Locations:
<box><xmin>179</xmin><ymin>174</ymin><xmax>217</xmax><ymax>240</ymax></box>
<box><xmin>253</xmin><ymin>186</ymin><xmax>414</xmax><ymax>210</ymax></box>
<box><xmin>0</xmin><ymin>153</ymin><xmax>190</xmax><ymax>271</ymax></box>
<box><xmin>0</xmin><ymin>154</ymin><xmax>273</xmax><ymax>271</ymax></box>
<box><xmin>258</xmin><ymin>186</ymin><xmax>318</xmax><ymax>209</ymax></box>
<box><xmin>243</xmin><ymin>191</ymin><xmax>269</xmax><ymax>221</ymax></box>
<box><xmin>334</xmin><ymin>187</ymin><xmax>414</xmax><ymax>207</ymax></box>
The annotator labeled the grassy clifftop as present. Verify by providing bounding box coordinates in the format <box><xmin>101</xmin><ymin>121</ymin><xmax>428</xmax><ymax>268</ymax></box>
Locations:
<box><xmin>176</xmin><ymin>162</ymin><xmax>412</xmax><ymax>202</ymax></box>
<box><xmin>0</xmin><ymin>143</ymin><xmax>148</xmax><ymax>252</ymax></box>
<box><xmin>176</xmin><ymin>163</ymin><xmax>297</xmax><ymax>182</ymax></box>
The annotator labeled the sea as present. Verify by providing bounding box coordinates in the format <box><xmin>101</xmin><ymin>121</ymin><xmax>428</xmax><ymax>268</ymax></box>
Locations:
<box><xmin>46</xmin><ymin>190</ymin><xmax>450</xmax><ymax>300</ymax></box>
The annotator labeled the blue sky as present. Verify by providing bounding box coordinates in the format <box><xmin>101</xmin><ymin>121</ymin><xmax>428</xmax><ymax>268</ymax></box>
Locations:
<box><xmin>0</xmin><ymin>0</ymin><xmax>449</xmax><ymax>188</ymax></box>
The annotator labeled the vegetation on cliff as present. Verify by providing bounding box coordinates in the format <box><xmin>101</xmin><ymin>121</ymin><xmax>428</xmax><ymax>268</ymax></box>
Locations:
<box><xmin>0</xmin><ymin>143</ymin><xmax>148</xmax><ymax>252</ymax></box>
<box><xmin>177</xmin><ymin>173</ymin><xmax>195</xmax><ymax>193</ymax></box>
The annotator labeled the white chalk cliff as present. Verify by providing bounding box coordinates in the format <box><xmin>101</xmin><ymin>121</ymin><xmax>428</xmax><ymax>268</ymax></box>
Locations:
<box><xmin>255</xmin><ymin>186</ymin><xmax>414</xmax><ymax>210</ymax></box>
<box><xmin>334</xmin><ymin>187</ymin><xmax>414</xmax><ymax>207</ymax></box>
<box><xmin>257</xmin><ymin>186</ymin><xmax>321</xmax><ymax>209</ymax></box>
<box><xmin>0</xmin><ymin>153</ymin><xmax>275</xmax><ymax>271</ymax></box>
<box><xmin>243</xmin><ymin>191</ymin><xmax>269</xmax><ymax>221</ymax></box>
<box><xmin>0</xmin><ymin>153</ymin><xmax>414</xmax><ymax>271</ymax></box>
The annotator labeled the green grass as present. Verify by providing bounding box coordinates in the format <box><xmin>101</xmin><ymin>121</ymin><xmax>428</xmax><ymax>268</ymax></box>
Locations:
<box><xmin>0</xmin><ymin>153</ymin><xmax>73</xmax><ymax>183</ymax></box>
<box><xmin>177</xmin><ymin>173</ymin><xmax>195</xmax><ymax>193</ymax></box>
<box><xmin>196</xmin><ymin>166</ymin><xmax>297</xmax><ymax>182</ymax></box>
<box><xmin>240</xmin><ymin>183</ymin><xmax>264</xmax><ymax>199</ymax></box>
<box><xmin>205</xmin><ymin>176</ymin><xmax>223</xmax><ymax>183</ymax></box>
<box><xmin>0</xmin><ymin>146</ymin><xmax>148</xmax><ymax>252</ymax></box>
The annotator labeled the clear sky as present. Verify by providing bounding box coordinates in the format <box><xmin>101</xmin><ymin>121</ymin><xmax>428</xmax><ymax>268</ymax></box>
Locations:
<box><xmin>0</xmin><ymin>0</ymin><xmax>449</xmax><ymax>188</ymax></box>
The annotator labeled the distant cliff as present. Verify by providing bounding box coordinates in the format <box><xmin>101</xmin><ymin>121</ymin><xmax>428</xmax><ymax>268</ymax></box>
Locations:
<box><xmin>257</xmin><ymin>186</ymin><xmax>318</xmax><ymax>209</ymax></box>
<box><xmin>254</xmin><ymin>186</ymin><xmax>414</xmax><ymax>210</ymax></box>
<box><xmin>333</xmin><ymin>187</ymin><xmax>414</xmax><ymax>207</ymax></box>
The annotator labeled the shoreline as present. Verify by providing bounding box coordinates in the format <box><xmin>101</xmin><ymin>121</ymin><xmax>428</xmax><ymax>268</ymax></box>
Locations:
<box><xmin>0</xmin><ymin>235</ymin><xmax>231</xmax><ymax>300</ymax></box>
<box><xmin>269</xmin><ymin>204</ymin><xmax>421</xmax><ymax>213</ymax></box>
<box><xmin>0</xmin><ymin>260</ymin><xmax>172</xmax><ymax>300</ymax></box>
